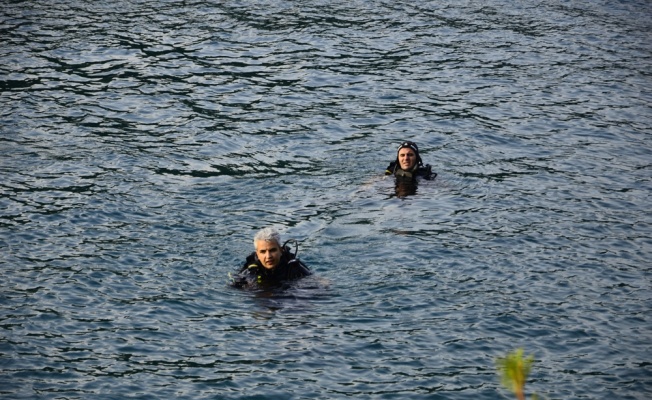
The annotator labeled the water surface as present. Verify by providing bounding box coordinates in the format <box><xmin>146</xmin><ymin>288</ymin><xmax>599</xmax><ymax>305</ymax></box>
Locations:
<box><xmin>1</xmin><ymin>1</ymin><xmax>651</xmax><ymax>399</ymax></box>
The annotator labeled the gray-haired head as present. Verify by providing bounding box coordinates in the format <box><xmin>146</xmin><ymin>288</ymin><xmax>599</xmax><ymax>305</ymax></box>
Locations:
<box><xmin>253</xmin><ymin>227</ymin><xmax>281</xmax><ymax>249</ymax></box>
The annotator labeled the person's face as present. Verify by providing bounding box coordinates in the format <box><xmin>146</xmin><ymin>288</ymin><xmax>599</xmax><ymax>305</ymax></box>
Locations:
<box><xmin>255</xmin><ymin>240</ymin><xmax>282</xmax><ymax>269</ymax></box>
<box><xmin>398</xmin><ymin>147</ymin><xmax>417</xmax><ymax>170</ymax></box>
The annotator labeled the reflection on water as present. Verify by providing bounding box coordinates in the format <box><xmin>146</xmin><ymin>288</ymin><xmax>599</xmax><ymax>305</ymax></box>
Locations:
<box><xmin>393</xmin><ymin>176</ymin><xmax>419</xmax><ymax>198</ymax></box>
<box><xmin>2</xmin><ymin>0</ymin><xmax>652</xmax><ymax>399</ymax></box>
<box><xmin>245</xmin><ymin>276</ymin><xmax>333</xmax><ymax>317</ymax></box>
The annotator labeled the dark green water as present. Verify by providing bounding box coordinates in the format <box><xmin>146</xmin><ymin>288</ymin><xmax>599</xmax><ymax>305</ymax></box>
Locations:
<box><xmin>1</xmin><ymin>1</ymin><xmax>651</xmax><ymax>399</ymax></box>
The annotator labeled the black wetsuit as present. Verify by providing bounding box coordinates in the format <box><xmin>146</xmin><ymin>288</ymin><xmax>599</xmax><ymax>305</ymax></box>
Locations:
<box><xmin>231</xmin><ymin>248</ymin><xmax>310</xmax><ymax>289</ymax></box>
<box><xmin>385</xmin><ymin>161</ymin><xmax>436</xmax><ymax>180</ymax></box>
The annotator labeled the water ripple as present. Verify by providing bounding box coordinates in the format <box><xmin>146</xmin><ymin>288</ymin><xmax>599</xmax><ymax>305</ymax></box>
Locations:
<box><xmin>2</xmin><ymin>0</ymin><xmax>652</xmax><ymax>399</ymax></box>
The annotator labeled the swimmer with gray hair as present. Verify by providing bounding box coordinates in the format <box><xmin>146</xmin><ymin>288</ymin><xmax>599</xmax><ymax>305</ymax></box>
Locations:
<box><xmin>231</xmin><ymin>227</ymin><xmax>310</xmax><ymax>289</ymax></box>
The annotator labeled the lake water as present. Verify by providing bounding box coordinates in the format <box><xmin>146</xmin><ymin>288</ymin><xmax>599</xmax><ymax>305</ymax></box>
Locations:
<box><xmin>1</xmin><ymin>0</ymin><xmax>651</xmax><ymax>399</ymax></box>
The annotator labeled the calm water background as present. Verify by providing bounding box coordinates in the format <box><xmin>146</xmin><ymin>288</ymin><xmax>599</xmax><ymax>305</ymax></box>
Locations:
<box><xmin>1</xmin><ymin>0</ymin><xmax>651</xmax><ymax>399</ymax></box>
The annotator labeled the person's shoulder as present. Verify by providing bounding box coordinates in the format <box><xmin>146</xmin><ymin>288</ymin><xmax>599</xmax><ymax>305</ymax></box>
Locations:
<box><xmin>232</xmin><ymin>254</ymin><xmax>261</xmax><ymax>288</ymax></box>
<box><xmin>279</xmin><ymin>253</ymin><xmax>310</xmax><ymax>280</ymax></box>
<box><xmin>385</xmin><ymin>161</ymin><xmax>397</xmax><ymax>175</ymax></box>
<box><xmin>244</xmin><ymin>251</ymin><xmax>256</xmax><ymax>262</ymax></box>
<box><xmin>240</xmin><ymin>252</ymin><xmax>258</xmax><ymax>270</ymax></box>
<box><xmin>418</xmin><ymin>164</ymin><xmax>436</xmax><ymax>180</ymax></box>
<box><xmin>289</xmin><ymin>258</ymin><xmax>311</xmax><ymax>275</ymax></box>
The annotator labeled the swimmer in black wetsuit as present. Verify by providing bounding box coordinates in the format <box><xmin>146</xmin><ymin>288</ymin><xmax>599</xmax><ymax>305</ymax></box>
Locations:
<box><xmin>230</xmin><ymin>227</ymin><xmax>310</xmax><ymax>289</ymax></box>
<box><xmin>385</xmin><ymin>141</ymin><xmax>436</xmax><ymax>197</ymax></box>
<box><xmin>385</xmin><ymin>141</ymin><xmax>436</xmax><ymax>180</ymax></box>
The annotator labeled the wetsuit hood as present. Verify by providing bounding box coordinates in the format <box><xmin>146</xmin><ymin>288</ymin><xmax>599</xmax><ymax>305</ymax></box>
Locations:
<box><xmin>393</xmin><ymin>141</ymin><xmax>424</xmax><ymax>173</ymax></box>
